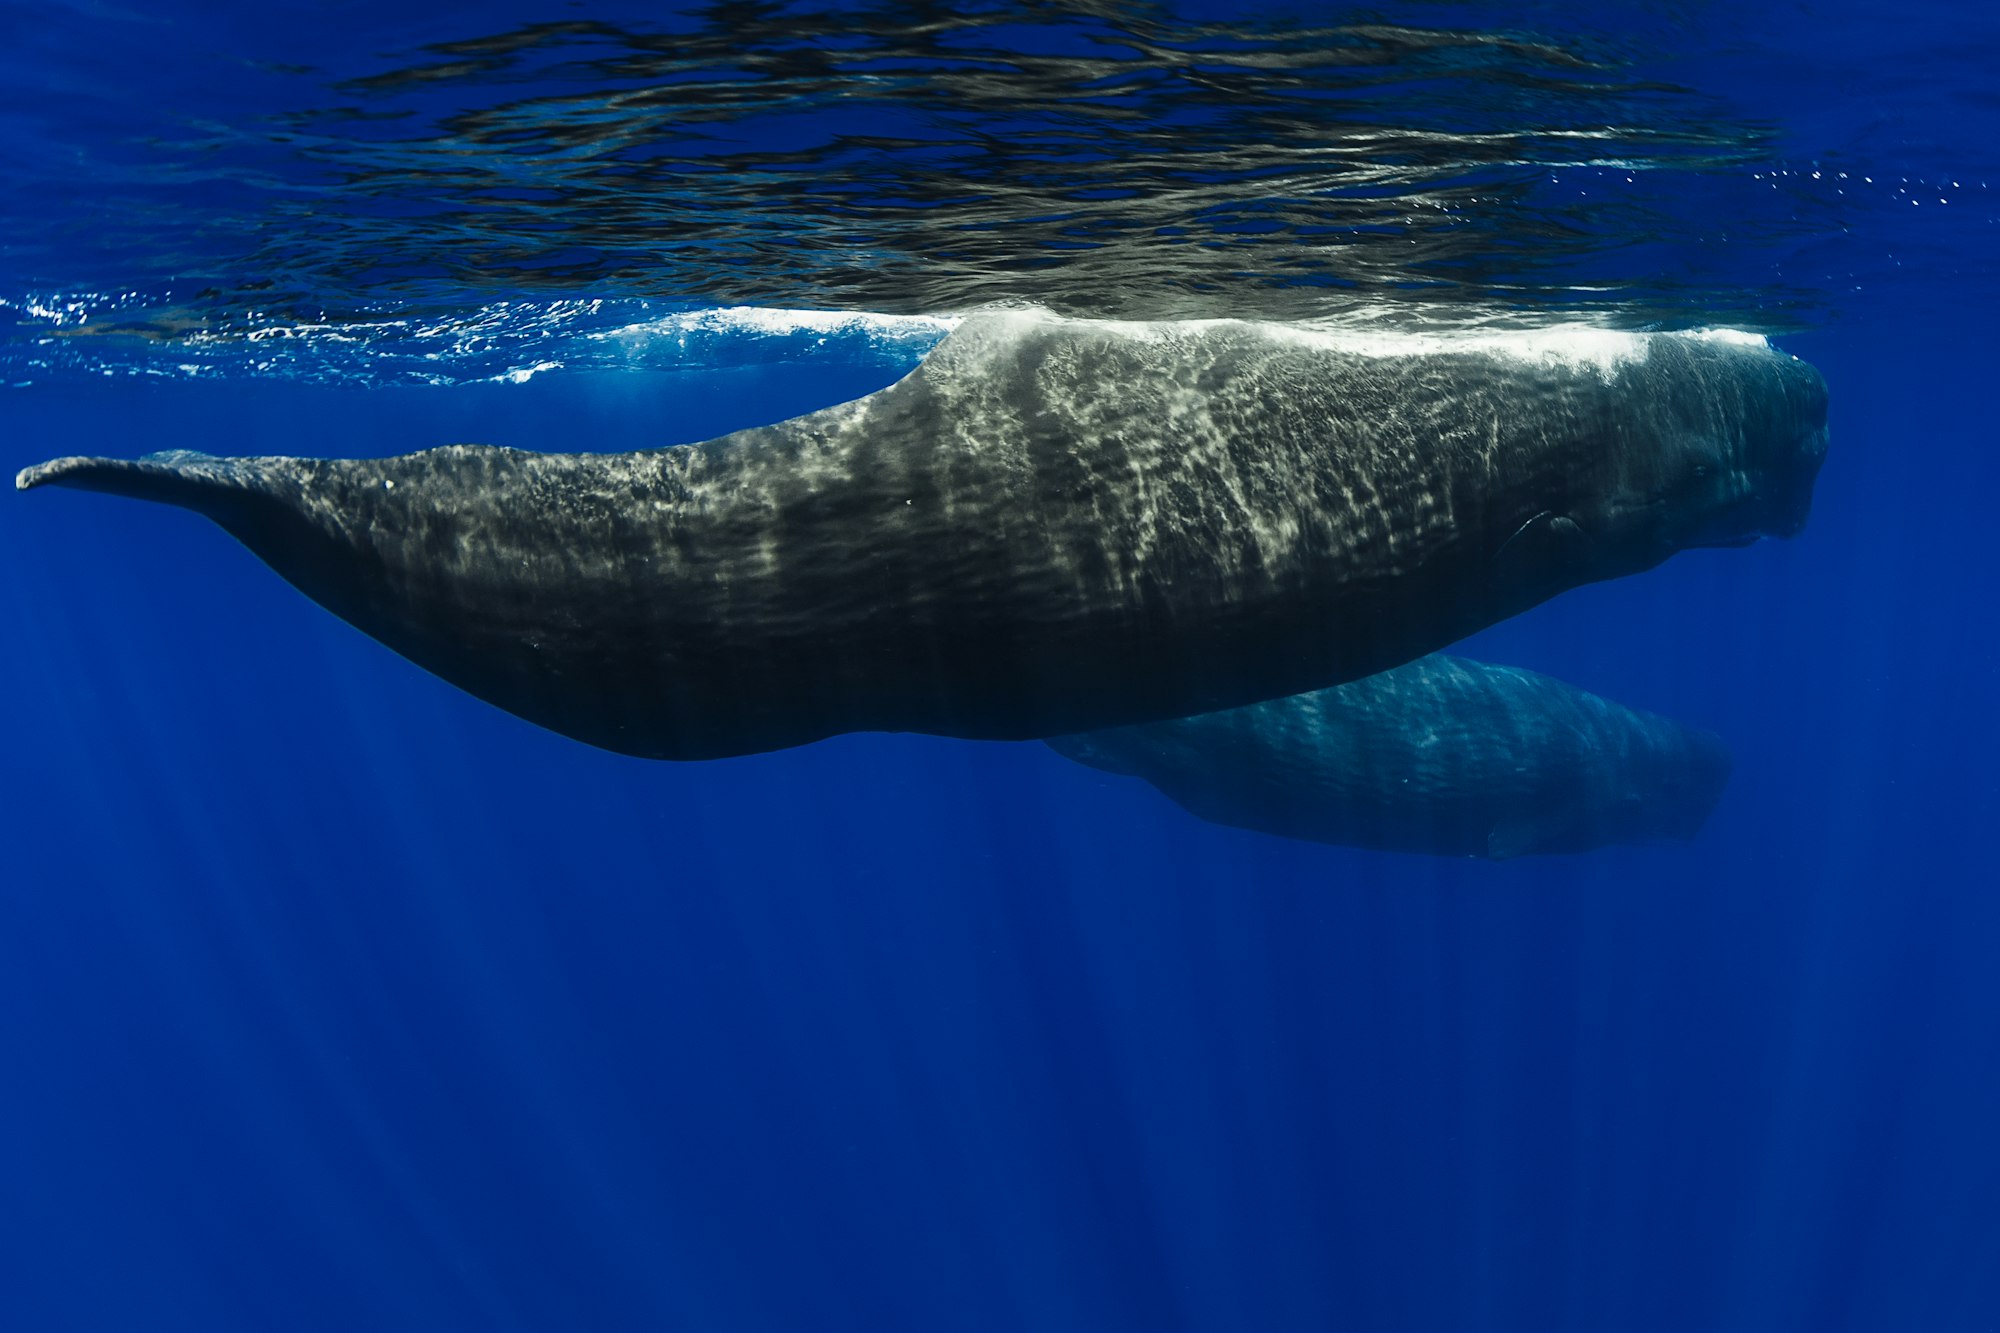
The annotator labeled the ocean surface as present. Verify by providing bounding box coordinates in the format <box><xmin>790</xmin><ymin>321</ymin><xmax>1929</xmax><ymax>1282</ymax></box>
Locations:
<box><xmin>3</xmin><ymin>2</ymin><xmax>1997</xmax><ymax>1329</ymax></box>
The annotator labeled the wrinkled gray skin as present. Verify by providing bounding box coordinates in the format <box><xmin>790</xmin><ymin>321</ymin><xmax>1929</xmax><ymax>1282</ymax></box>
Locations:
<box><xmin>1047</xmin><ymin>654</ymin><xmax>1733</xmax><ymax>859</ymax></box>
<box><xmin>17</xmin><ymin>312</ymin><xmax>1827</xmax><ymax>760</ymax></box>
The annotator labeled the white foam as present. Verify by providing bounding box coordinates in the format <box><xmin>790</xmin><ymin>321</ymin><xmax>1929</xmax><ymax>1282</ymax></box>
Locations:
<box><xmin>0</xmin><ymin>291</ymin><xmax>1778</xmax><ymax>387</ymax></box>
<box><xmin>591</xmin><ymin>305</ymin><xmax>961</xmax><ymax>345</ymax></box>
<box><xmin>953</xmin><ymin>305</ymin><xmax>1771</xmax><ymax>374</ymax></box>
<box><xmin>491</xmin><ymin>360</ymin><xmax>563</xmax><ymax>385</ymax></box>
<box><xmin>1683</xmin><ymin>327</ymin><xmax>1772</xmax><ymax>347</ymax></box>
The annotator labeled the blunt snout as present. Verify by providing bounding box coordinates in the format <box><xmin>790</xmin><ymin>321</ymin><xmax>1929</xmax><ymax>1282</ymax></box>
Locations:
<box><xmin>1680</xmin><ymin>353</ymin><xmax>1828</xmax><ymax>549</ymax></box>
<box><xmin>1748</xmin><ymin>358</ymin><xmax>1830</xmax><ymax>540</ymax></box>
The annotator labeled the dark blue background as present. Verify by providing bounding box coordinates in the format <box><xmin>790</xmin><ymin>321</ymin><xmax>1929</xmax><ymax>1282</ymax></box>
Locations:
<box><xmin>5</xmin><ymin>319</ymin><xmax>1997</xmax><ymax>1330</ymax></box>
<box><xmin>5</xmin><ymin>1</ymin><xmax>2000</xmax><ymax>1329</ymax></box>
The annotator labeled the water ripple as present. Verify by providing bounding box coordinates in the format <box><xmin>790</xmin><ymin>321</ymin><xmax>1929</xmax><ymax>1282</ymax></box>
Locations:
<box><xmin>5</xmin><ymin>0</ymin><xmax>1997</xmax><ymax>374</ymax></box>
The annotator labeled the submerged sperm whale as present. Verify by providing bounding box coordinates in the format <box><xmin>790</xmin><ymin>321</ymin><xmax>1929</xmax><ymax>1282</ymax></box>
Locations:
<box><xmin>17</xmin><ymin>311</ymin><xmax>1828</xmax><ymax>760</ymax></box>
<box><xmin>1048</xmin><ymin>654</ymin><xmax>1733</xmax><ymax>859</ymax></box>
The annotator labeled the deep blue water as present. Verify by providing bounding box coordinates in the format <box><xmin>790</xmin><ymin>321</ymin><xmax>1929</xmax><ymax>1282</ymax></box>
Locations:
<box><xmin>4</xmin><ymin>3</ymin><xmax>1999</xmax><ymax>1330</ymax></box>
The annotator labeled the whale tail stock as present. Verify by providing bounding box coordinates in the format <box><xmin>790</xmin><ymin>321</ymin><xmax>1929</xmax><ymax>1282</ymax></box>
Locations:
<box><xmin>16</xmin><ymin>451</ymin><xmax>259</xmax><ymax>519</ymax></box>
<box><xmin>15</xmin><ymin>449</ymin><xmax>377</xmax><ymax>643</ymax></box>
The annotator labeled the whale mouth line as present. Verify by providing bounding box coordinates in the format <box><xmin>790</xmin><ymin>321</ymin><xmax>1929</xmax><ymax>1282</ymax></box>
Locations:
<box><xmin>1681</xmin><ymin>480</ymin><xmax>1814</xmax><ymax>548</ymax></box>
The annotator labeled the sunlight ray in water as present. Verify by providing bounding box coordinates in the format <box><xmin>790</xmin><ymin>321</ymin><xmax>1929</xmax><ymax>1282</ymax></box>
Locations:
<box><xmin>4</xmin><ymin>4</ymin><xmax>2000</xmax><ymax>1329</ymax></box>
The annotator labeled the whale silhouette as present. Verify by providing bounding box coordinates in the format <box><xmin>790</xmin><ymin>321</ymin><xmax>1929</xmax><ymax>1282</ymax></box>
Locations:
<box><xmin>1049</xmin><ymin>653</ymin><xmax>1733</xmax><ymax>859</ymax></box>
<box><xmin>18</xmin><ymin>312</ymin><xmax>1827</xmax><ymax>760</ymax></box>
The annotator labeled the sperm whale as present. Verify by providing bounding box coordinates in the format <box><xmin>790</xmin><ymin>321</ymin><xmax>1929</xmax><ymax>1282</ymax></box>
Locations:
<box><xmin>17</xmin><ymin>311</ymin><xmax>1828</xmax><ymax>760</ymax></box>
<box><xmin>1049</xmin><ymin>653</ymin><xmax>1734</xmax><ymax>859</ymax></box>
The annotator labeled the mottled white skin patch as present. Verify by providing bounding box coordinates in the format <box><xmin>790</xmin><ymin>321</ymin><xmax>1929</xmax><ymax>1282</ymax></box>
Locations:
<box><xmin>1048</xmin><ymin>653</ymin><xmax>1733</xmax><ymax>860</ymax></box>
<box><xmin>16</xmin><ymin>311</ymin><xmax>1827</xmax><ymax>760</ymax></box>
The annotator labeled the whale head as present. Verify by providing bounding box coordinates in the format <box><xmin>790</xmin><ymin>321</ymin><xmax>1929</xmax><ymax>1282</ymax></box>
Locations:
<box><xmin>1601</xmin><ymin>718</ymin><xmax>1734</xmax><ymax>847</ymax></box>
<box><xmin>1581</xmin><ymin>338</ymin><xmax>1830</xmax><ymax>563</ymax></box>
<box><xmin>1488</xmin><ymin>710</ymin><xmax>1734</xmax><ymax>859</ymax></box>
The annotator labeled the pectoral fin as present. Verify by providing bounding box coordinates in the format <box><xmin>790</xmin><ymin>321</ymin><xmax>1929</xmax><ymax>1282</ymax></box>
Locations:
<box><xmin>1492</xmin><ymin>510</ymin><xmax>1590</xmax><ymax>592</ymax></box>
